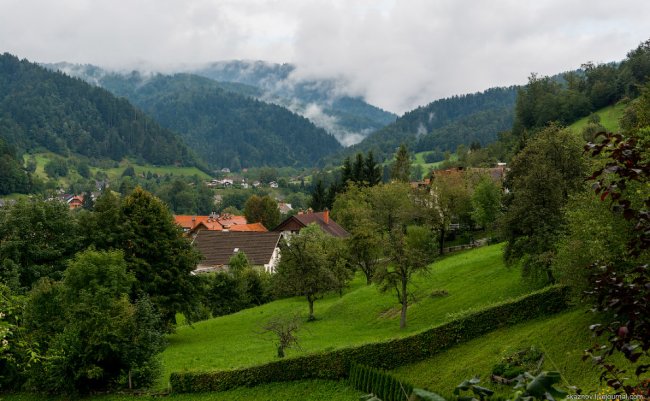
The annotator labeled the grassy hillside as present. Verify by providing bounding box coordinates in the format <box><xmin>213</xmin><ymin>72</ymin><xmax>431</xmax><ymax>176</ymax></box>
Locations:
<box><xmin>0</xmin><ymin>54</ymin><xmax>199</xmax><ymax>168</ymax></box>
<box><xmin>569</xmin><ymin>102</ymin><xmax>626</xmax><ymax>134</ymax></box>
<box><xmin>23</xmin><ymin>152</ymin><xmax>210</xmax><ymax>187</ymax></box>
<box><xmin>391</xmin><ymin>308</ymin><xmax>634</xmax><ymax>397</ymax></box>
<box><xmin>160</xmin><ymin>244</ymin><xmax>538</xmax><ymax>387</ymax></box>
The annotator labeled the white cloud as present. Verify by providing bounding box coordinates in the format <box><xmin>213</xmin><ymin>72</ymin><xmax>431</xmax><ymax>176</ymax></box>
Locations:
<box><xmin>1</xmin><ymin>0</ymin><xmax>648</xmax><ymax>113</ymax></box>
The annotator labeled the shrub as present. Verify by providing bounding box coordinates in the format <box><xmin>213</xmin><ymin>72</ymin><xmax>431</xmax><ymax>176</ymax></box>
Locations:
<box><xmin>170</xmin><ymin>286</ymin><xmax>569</xmax><ymax>393</ymax></box>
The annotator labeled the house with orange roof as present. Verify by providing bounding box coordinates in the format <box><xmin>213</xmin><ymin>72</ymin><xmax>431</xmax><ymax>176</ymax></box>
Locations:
<box><xmin>67</xmin><ymin>195</ymin><xmax>84</xmax><ymax>209</ymax></box>
<box><xmin>174</xmin><ymin>212</ymin><xmax>268</xmax><ymax>236</ymax></box>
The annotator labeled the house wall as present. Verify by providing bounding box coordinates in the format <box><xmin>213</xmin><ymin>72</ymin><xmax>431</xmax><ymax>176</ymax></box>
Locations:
<box><xmin>264</xmin><ymin>246</ymin><xmax>281</xmax><ymax>273</ymax></box>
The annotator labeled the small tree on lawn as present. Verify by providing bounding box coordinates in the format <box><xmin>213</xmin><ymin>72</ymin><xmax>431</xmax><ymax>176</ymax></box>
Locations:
<box><xmin>273</xmin><ymin>224</ymin><xmax>346</xmax><ymax>321</ymax></box>
<box><xmin>260</xmin><ymin>314</ymin><xmax>302</xmax><ymax>358</ymax></box>
<box><xmin>332</xmin><ymin>184</ymin><xmax>385</xmax><ymax>284</ymax></box>
<box><xmin>375</xmin><ymin>225</ymin><xmax>434</xmax><ymax>329</ymax></box>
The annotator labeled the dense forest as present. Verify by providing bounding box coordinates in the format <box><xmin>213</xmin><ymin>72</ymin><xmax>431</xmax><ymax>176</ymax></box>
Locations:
<box><xmin>512</xmin><ymin>39</ymin><xmax>650</xmax><ymax>136</ymax></box>
<box><xmin>95</xmin><ymin>72</ymin><xmax>343</xmax><ymax>169</ymax></box>
<box><xmin>334</xmin><ymin>86</ymin><xmax>518</xmax><ymax>162</ymax></box>
<box><xmin>191</xmin><ymin>60</ymin><xmax>397</xmax><ymax>143</ymax></box>
<box><xmin>0</xmin><ymin>138</ymin><xmax>30</xmax><ymax>195</ymax></box>
<box><xmin>0</xmin><ymin>54</ymin><xmax>198</xmax><ymax>167</ymax></box>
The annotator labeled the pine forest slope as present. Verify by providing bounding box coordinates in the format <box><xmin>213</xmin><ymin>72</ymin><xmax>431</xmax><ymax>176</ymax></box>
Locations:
<box><xmin>66</xmin><ymin>69</ymin><xmax>344</xmax><ymax>170</ymax></box>
<box><xmin>190</xmin><ymin>60</ymin><xmax>398</xmax><ymax>146</ymax></box>
<box><xmin>334</xmin><ymin>86</ymin><xmax>518</xmax><ymax>162</ymax></box>
<box><xmin>0</xmin><ymin>54</ymin><xmax>198</xmax><ymax>167</ymax></box>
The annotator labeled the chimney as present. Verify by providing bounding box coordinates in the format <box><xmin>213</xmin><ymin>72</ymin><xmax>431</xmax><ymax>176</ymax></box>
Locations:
<box><xmin>323</xmin><ymin>208</ymin><xmax>329</xmax><ymax>224</ymax></box>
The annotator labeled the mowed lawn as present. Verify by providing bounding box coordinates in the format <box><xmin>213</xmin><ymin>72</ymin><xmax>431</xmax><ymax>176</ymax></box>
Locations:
<box><xmin>390</xmin><ymin>308</ymin><xmax>638</xmax><ymax>397</ymax></box>
<box><xmin>1</xmin><ymin>380</ymin><xmax>361</xmax><ymax>401</ymax></box>
<box><xmin>159</xmin><ymin>244</ymin><xmax>538</xmax><ymax>388</ymax></box>
<box><xmin>569</xmin><ymin>102</ymin><xmax>625</xmax><ymax>134</ymax></box>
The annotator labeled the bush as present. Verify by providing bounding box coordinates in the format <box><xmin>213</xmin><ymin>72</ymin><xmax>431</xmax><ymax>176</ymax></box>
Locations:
<box><xmin>22</xmin><ymin>250</ymin><xmax>165</xmax><ymax>394</ymax></box>
<box><xmin>44</xmin><ymin>158</ymin><xmax>68</xmax><ymax>179</ymax></box>
<box><xmin>170</xmin><ymin>286</ymin><xmax>569</xmax><ymax>393</ymax></box>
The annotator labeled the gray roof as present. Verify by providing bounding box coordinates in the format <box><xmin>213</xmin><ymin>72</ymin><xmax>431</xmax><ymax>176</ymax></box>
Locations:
<box><xmin>193</xmin><ymin>231</ymin><xmax>281</xmax><ymax>266</ymax></box>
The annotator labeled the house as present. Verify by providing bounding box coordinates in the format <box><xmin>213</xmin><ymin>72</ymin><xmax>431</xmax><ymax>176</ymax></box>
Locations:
<box><xmin>193</xmin><ymin>231</ymin><xmax>282</xmax><ymax>273</ymax></box>
<box><xmin>273</xmin><ymin>209</ymin><xmax>349</xmax><ymax>238</ymax></box>
<box><xmin>174</xmin><ymin>213</ymin><xmax>266</xmax><ymax>236</ymax></box>
<box><xmin>278</xmin><ymin>202</ymin><xmax>293</xmax><ymax>215</ymax></box>
<box><xmin>189</xmin><ymin>221</ymin><xmax>267</xmax><ymax>236</ymax></box>
<box><xmin>269</xmin><ymin>181</ymin><xmax>279</xmax><ymax>188</ymax></box>
<box><xmin>67</xmin><ymin>195</ymin><xmax>84</xmax><ymax>209</ymax></box>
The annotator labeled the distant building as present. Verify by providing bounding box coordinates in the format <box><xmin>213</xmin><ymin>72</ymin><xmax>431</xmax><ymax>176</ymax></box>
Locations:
<box><xmin>273</xmin><ymin>209</ymin><xmax>348</xmax><ymax>238</ymax></box>
<box><xmin>278</xmin><ymin>202</ymin><xmax>293</xmax><ymax>215</ymax></box>
<box><xmin>174</xmin><ymin>213</ymin><xmax>267</xmax><ymax>236</ymax></box>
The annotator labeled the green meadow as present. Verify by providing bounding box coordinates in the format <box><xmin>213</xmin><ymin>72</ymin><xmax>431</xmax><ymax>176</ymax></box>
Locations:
<box><xmin>160</xmin><ymin>244</ymin><xmax>537</xmax><ymax>387</ymax></box>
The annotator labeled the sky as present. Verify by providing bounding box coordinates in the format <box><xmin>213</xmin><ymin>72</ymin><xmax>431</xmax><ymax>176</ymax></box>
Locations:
<box><xmin>1</xmin><ymin>0</ymin><xmax>649</xmax><ymax>114</ymax></box>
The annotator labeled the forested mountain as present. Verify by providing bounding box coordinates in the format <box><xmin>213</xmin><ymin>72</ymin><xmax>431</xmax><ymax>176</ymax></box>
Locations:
<box><xmin>50</xmin><ymin>61</ymin><xmax>397</xmax><ymax>147</ymax></box>
<box><xmin>0</xmin><ymin>54</ymin><xmax>198</xmax><ymax>166</ymax></box>
<box><xmin>332</xmin><ymin>86</ymin><xmax>518</xmax><ymax>162</ymax></box>
<box><xmin>92</xmin><ymin>71</ymin><xmax>343</xmax><ymax>169</ymax></box>
<box><xmin>0</xmin><ymin>138</ymin><xmax>30</xmax><ymax>195</ymax></box>
<box><xmin>512</xmin><ymin>39</ymin><xmax>650</xmax><ymax>136</ymax></box>
<box><xmin>189</xmin><ymin>61</ymin><xmax>397</xmax><ymax>146</ymax></box>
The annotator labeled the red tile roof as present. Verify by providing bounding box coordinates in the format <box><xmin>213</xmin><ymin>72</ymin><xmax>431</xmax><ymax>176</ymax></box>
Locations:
<box><xmin>174</xmin><ymin>214</ymin><xmax>251</xmax><ymax>233</ymax></box>
<box><xmin>229</xmin><ymin>222</ymin><xmax>268</xmax><ymax>232</ymax></box>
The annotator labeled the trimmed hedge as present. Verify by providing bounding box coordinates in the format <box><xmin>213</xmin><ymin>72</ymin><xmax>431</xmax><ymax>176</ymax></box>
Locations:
<box><xmin>349</xmin><ymin>363</ymin><xmax>414</xmax><ymax>401</ymax></box>
<box><xmin>170</xmin><ymin>285</ymin><xmax>570</xmax><ymax>393</ymax></box>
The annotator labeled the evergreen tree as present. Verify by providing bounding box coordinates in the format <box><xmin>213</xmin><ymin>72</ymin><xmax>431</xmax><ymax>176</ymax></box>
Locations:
<box><xmin>363</xmin><ymin>151</ymin><xmax>381</xmax><ymax>186</ymax></box>
<box><xmin>119</xmin><ymin>187</ymin><xmax>201</xmax><ymax>330</ymax></box>
<box><xmin>352</xmin><ymin>153</ymin><xmax>365</xmax><ymax>183</ymax></box>
<box><xmin>309</xmin><ymin>180</ymin><xmax>327</xmax><ymax>211</ymax></box>
<box><xmin>390</xmin><ymin>144</ymin><xmax>411</xmax><ymax>182</ymax></box>
<box><xmin>341</xmin><ymin>156</ymin><xmax>352</xmax><ymax>185</ymax></box>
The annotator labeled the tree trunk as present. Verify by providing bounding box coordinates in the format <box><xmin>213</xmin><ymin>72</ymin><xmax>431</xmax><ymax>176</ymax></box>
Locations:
<box><xmin>439</xmin><ymin>227</ymin><xmax>445</xmax><ymax>255</ymax></box>
<box><xmin>277</xmin><ymin>345</ymin><xmax>285</xmax><ymax>358</ymax></box>
<box><xmin>546</xmin><ymin>267</ymin><xmax>556</xmax><ymax>284</ymax></box>
<box><xmin>400</xmin><ymin>279</ymin><xmax>408</xmax><ymax>329</ymax></box>
<box><xmin>307</xmin><ymin>295</ymin><xmax>315</xmax><ymax>321</ymax></box>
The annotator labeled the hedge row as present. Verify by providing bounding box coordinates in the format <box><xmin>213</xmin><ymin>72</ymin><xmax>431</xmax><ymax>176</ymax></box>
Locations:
<box><xmin>349</xmin><ymin>363</ymin><xmax>414</xmax><ymax>401</ymax></box>
<box><xmin>170</xmin><ymin>285</ymin><xmax>570</xmax><ymax>393</ymax></box>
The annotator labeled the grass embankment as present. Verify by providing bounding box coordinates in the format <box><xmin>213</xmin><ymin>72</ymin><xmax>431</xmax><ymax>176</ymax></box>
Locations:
<box><xmin>569</xmin><ymin>102</ymin><xmax>625</xmax><ymax>134</ymax></box>
<box><xmin>413</xmin><ymin>151</ymin><xmax>458</xmax><ymax>172</ymax></box>
<box><xmin>1</xmin><ymin>380</ymin><xmax>361</xmax><ymax>401</ymax></box>
<box><xmin>390</xmin><ymin>308</ymin><xmax>635</xmax><ymax>397</ymax></box>
<box><xmin>23</xmin><ymin>152</ymin><xmax>210</xmax><ymax>186</ymax></box>
<box><xmin>161</xmin><ymin>244</ymin><xmax>537</xmax><ymax>387</ymax></box>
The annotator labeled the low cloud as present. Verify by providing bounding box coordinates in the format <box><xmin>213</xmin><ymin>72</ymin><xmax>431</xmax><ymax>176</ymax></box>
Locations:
<box><xmin>1</xmin><ymin>0</ymin><xmax>649</xmax><ymax>114</ymax></box>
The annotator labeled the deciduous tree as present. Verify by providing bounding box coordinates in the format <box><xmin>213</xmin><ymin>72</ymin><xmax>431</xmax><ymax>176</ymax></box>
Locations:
<box><xmin>244</xmin><ymin>195</ymin><xmax>280</xmax><ymax>230</ymax></box>
<box><xmin>273</xmin><ymin>224</ymin><xmax>347</xmax><ymax>321</ymax></box>
<box><xmin>501</xmin><ymin>124</ymin><xmax>587</xmax><ymax>284</ymax></box>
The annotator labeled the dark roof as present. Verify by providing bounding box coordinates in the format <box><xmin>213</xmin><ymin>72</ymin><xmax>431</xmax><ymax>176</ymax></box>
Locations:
<box><xmin>274</xmin><ymin>211</ymin><xmax>349</xmax><ymax>237</ymax></box>
<box><xmin>193</xmin><ymin>231</ymin><xmax>281</xmax><ymax>266</ymax></box>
